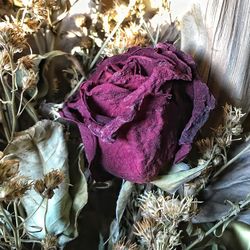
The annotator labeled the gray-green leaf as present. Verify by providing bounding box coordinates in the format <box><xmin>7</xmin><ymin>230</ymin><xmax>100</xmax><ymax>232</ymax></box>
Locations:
<box><xmin>151</xmin><ymin>162</ymin><xmax>206</xmax><ymax>193</ymax></box>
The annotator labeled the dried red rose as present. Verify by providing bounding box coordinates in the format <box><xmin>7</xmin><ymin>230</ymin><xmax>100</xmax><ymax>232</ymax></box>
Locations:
<box><xmin>60</xmin><ymin>43</ymin><xmax>215</xmax><ymax>183</ymax></box>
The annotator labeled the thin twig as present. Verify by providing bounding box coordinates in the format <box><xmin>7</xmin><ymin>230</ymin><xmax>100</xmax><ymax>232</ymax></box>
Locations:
<box><xmin>0</xmin><ymin>203</ymin><xmax>20</xmax><ymax>250</ymax></box>
<box><xmin>13</xmin><ymin>201</ymin><xmax>21</xmax><ymax>249</ymax></box>
<box><xmin>44</xmin><ymin>198</ymin><xmax>49</xmax><ymax>235</ymax></box>
<box><xmin>213</xmin><ymin>141</ymin><xmax>250</xmax><ymax>178</ymax></box>
<box><xmin>141</xmin><ymin>19</ymin><xmax>155</xmax><ymax>44</ymax></box>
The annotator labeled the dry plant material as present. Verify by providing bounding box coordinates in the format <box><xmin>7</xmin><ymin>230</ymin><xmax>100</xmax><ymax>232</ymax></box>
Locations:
<box><xmin>34</xmin><ymin>169</ymin><xmax>65</xmax><ymax>199</ymax></box>
<box><xmin>132</xmin><ymin>191</ymin><xmax>197</xmax><ymax>250</ymax></box>
<box><xmin>0</xmin><ymin>158</ymin><xmax>19</xmax><ymax>184</ymax></box>
<box><xmin>41</xmin><ymin>234</ymin><xmax>58</xmax><ymax>250</ymax></box>
<box><xmin>0</xmin><ymin>22</ymin><xmax>27</xmax><ymax>53</ymax></box>
<box><xmin>0</xmin><ymin>1</ymin><xmax>248</xmax><ymax>250</ymax></box>
<box><xmin>0</xmin><ymin>176</ymin><xmax>31</xmax><ymax>202</ymax></box>
<box><xmin>113</xmin><ymin>237</ymin><xmax>139</xmax><ymax>250</ymax></box>
<box><xmin>185</xmin><ymin>104</ymin><xmax>245</xmax><ymax>195</ymax></box>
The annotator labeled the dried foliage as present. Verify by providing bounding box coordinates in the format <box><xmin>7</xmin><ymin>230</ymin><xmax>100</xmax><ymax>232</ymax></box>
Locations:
<box><xmin>0</xmin><ymin>0</ymin><xmax>249</xmax><ymax>249</ymax></box>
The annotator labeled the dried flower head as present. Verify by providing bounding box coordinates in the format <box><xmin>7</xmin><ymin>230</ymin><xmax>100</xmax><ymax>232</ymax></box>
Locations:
<box><xmin>224</xmin><ymin>104</ymin><xmax>245</xmax><ymax>126</ymax></box>
<box><xmin>23</xmin><ymin>69</ymin><xmax>39</xmax><ymax>90</ymax></box>
<box><xmin>0</xmin><ymin>158</ymin><xmax>19</xmax><ymax>184</ymax></box>
<box><xmin>0</xmin><ymin>177</ymin><xmax>31</xmax><ymax>202</ymax></box>
<box><xmin>18</xmin><ymin>55</ymin><xmax>36</xmax><ymax>70</ymax></box>
<box><xmin>134</xmin><ymin>218</ymin><xmax>181</xmax><ymax>250</ymax></box>
<box><xmin>113</xmin><ymin>237</ymin><xmax>138</xmax><ymax>250</ymax></box>
<box><xmin>138</xmin><ymin>191</ymin><xmax>197</xmax><ymax>224</ymax></box>
<box><xmin>41</xmin><ymin>234</ymin><xmax>57</xmax><ymax>250</ymax></box>
<box><xmin>34</xmin><ymin>169</ymin><xmax>64</xmax><ymax>199</ymax></box>
<box><xmin>34</xmin><ymin>179</ymin><xmax>45</xmax><ymax>194</ymax></box>
<box><xmin>0</xmin><ymin>22</ymin><xmax>27</xmax><ymax>53</ymax></box>
<box><xmin>44</xmin><ymin>169</ymin><xmax>64</xmax><ymax>190</ymax></box>
<box><xmin>133</xmin><ymin>218</ymin><xmax>156</xmax><ymax>244</ymax></box>
<box><xmin>17</xmin><ymin>55</ymin><xmax>39</xmax><ymax>90</ymax></box>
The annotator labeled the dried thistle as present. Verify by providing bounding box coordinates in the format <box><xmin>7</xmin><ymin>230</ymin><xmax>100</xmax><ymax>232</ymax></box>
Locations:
<box><xmin>17</xmin><ymin>55</ymin><xmax>40</xmax><ymax>90</ymax></box>
<box><xmin>134</xmin><ymin>218</ymin><xmax>156</xmax><ymax>245</ymax></box>
<box><xmin>41</xmin><ymin>234</ymin><xmax>57</xmax><ymax>250</ymax></box>
<box><xmin>132</xmin><ymin>191</ymin><xmax>198</xmax><ymax>249</ymax></box>
<box><xmin>44</xmin><ymin>169</ymin><xmax>64</xmax><ymax>190</ymax></box>
<box><xmin>113</xmin><ymin>237</ymin><xmax>139</xmax><ymax>250</ymax></box>
<box><xmin>17</xmin><ymin>55</ymin><xmax>36</xmax><ymax>70</ymax></box>
<box><xmin>134</xmin><ymin>218</ymin><xmax>181</xmax><ymax>250</ymax></box>
<box><xmin>0</xmin><ymin>158</ymin><xmax>19</xmax><ymax>184</ymax></box>
<box><xmin>34</xmin><ymin>169</ymin><xmax>64</xmax><ymax>199</ymax></box>
<box><xmin>138</xmin><ymin>191</ymin><xmax>197</xmax><ymax>224</ymax></box>
<box><xmin>0</xmin><ymin>176</ymin><xmax>31</xmax><ymax>202</ymax></box>
<box><xmin>0</xmin><ymin>22</ymin><xmax>27</xmax><ymax>53</ymax></box>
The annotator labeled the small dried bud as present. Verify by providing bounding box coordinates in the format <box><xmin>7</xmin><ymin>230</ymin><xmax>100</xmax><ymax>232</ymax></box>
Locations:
<box><xmin>42</xmin><ymin>234</ymin><xmax>57</xmax><ymax>250</ymax></box>
<box><xmin>22</xmin><ymin>70</ymin><xmax>39</xmax><ymax>90</ymax></box>
<box><xmin>34</xmin><ymin>179</ymin><xmax>46</xmax><ymax>195</ymax></box>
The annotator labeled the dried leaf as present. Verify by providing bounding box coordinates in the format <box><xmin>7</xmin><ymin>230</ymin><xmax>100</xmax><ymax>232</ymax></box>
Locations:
<box><xmin>151</xmin><ymin>162</ymin><xmax>206</xmax><ymax>193</ymax></box>
<box><xmin>3</xmin><ymin>120</ymin><xmax>87</xmax><ymax>246</ymax></box>
<box><xmin>193</xmin><ymin>139</ymin><xmax>250</xmax><ymax>224</ymax></box>
<box><xmin>109</xmin><ymin>181</ymin><xmax>134</xmax><ymax>244</ymax></box>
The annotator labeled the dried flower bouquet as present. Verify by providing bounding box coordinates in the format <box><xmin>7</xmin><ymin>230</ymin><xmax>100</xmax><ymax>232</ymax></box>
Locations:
<box><xmin>0</xmin><ymin>1</ymin><xmax>249</xmax><ymax>250</ymax></box>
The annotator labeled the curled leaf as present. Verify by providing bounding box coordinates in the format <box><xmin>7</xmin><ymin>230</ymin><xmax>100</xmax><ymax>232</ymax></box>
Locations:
<box><xmin>151</xmin><ymin>162</ymin><xmax>206</xmax><ymax>194</ymax></box>
<box><xmin>3</xmin><ymin>120</ymin><xmax>87</xmax><ymax>246</ymax></box>
<box><xmin>193</xmin><ymin>138</ymin><xmax>250</xmax><ymax>224</ymax></box>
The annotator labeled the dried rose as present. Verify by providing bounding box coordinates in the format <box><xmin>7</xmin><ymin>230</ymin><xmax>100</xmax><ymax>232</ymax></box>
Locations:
<box><xmin>60</xmin><ymin>43</ymin><xmax>215</xmax><ymax>183</ymax></box>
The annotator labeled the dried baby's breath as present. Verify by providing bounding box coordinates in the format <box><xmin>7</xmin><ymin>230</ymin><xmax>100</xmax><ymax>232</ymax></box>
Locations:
<box><xmin>105</xmin><ymin>23</ymin><xmax>148</xmax><ymax>56</ymax></box>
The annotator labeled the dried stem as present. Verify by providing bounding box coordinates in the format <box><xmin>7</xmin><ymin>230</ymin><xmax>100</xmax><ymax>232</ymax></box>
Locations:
<box><xmin>213</xmin><ymin>140</ymin><xmax>250</xmax><ymax>178</ymax></box>
<box><xmin>0</xmin><ymin>202</ymin><xmax>20</xmax><ymax>250</ymax></box>
<box><xmin>186</xmin><ymin>195</ymin><xmax>250</xmax><ymax>250</ymax></box>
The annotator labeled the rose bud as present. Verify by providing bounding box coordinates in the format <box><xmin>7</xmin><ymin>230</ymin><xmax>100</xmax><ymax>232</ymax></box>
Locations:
<box><xmin>60</xmin><ymin>43</ymin><xmax>215</xmax><ymax>183</ymax></box>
